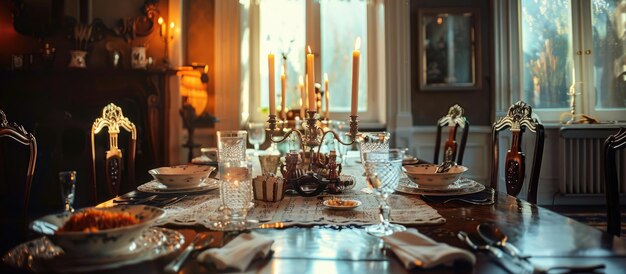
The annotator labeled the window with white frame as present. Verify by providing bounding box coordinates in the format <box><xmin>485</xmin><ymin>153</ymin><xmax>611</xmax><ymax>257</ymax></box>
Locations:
<box><xmin>246</xmin><ymin>0</ymin><xmax>382</xmax><ymax>123</ymax></box>
<box><xmin>515</xmin><ymin>0</ymin><xmax>626</xmax><ymax>122</ymax></box>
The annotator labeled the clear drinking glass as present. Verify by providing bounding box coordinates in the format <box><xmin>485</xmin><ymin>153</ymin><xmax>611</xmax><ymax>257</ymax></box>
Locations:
<box><xmin>248</xmin><ymin>122</ymin><xmax>266</xmax><ymax>155</ymax></box>
<box><xmin>363</xmin><ymin>149</ymin><xmax>405</xmax><ymax>236</ymax></box>
<box><xmin>259</xmin><ymin>154</ymin><xmax>281</xmax><ymax>175</ymax></box>
<box><xmin>329</xmin><ymin>120</ymin><xmax>350</xmax><ymax>163</ymax></box>
<box><xmin>217</xmin><ymin>130</ymin><xmax>247</xmax><ymax>162</ymax></box>
<box><xmin>59</xmin><ymin>171</ymin><xmax>77</xmax><ymax>212</ymax></box>
<box><xmin>219</xmin><ymin>160</ymin><xmax>253</xmax><ymax>221</ymax></box>
<box><xmin>357</xmin><ymin>132</ymin><xmax>390</xmax><ymax>165</ymax></box>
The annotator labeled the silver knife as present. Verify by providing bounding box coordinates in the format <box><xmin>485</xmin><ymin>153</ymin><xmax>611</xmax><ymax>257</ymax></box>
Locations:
<box><xmin>458</xmin><ymin>232</ymin><xmax>528</xmax><ymax>274</ymax></box>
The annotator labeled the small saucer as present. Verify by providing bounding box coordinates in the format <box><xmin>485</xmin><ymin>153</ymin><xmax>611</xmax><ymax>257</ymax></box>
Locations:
<box><xmin>396</xmin><ymin>177</ymin><xmax>485</xmax><ymax>196</ymax></box>
<box><xmin>137</xmin><ymin>179</ymin><xmax>219</xmax><ymax>194</ymax></box>
<box><xmin>323</xmin><ymin>199</ymin><xmax>362</xmax><ymax>210</ymax></box>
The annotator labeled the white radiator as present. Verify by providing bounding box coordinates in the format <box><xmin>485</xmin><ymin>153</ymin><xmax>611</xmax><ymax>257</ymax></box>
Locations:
<box><xmin>559</xmin><ymin>126</ymin><xmax>626</xmax><ymax>195</ymax></box>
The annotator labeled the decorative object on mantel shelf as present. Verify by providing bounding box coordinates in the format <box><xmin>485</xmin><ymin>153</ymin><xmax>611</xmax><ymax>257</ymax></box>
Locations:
<box><xmin>40</xmin><ymin>42</ymin><xmax>56</xmax><ymax>68</ymax></box>
<box><xmin>157</xmin><ymin>17</ymin><xmax>176</xmax><ymax>67</ymax></box>
<box><xmin>68</xmin><ymin>24</ymin><xmax>92</xmax><ymax>68</ymax></box>
<box><xmin>131</xmin><ymin>46</ymin><xmax>148</xmax><ymax>69</ymax></box>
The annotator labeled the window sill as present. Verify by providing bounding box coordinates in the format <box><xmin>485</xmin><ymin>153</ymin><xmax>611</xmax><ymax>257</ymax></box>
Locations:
<box><xmin>542</xmin><ymin>122</ymin><xmax>626</xmax><ymax>130</ymax></box>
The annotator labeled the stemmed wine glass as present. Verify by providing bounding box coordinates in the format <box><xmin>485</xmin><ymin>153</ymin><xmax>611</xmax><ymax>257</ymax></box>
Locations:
<box><xmin>59</xmin><ymin>171</ymin><xmax>77</xmax><ymax>212</ymax></box>
<box><xmin>248</xmin><ymin>122</ymin><xmax>266</xmax><ymax>156</ymax></box>
<box><xmin>363</xmin><ymin>149</ymin><xmax>405</xmax><ymax>236</ymax></box>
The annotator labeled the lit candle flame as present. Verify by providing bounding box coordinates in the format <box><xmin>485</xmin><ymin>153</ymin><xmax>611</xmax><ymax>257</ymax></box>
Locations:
<box><xmin>307</xmin><ymin>45</ymin><xmax>312</xmax><ymax>54</ymax></box>
<box><xmin>281</xmin><ymin>64</ymin><xmax>285</xmax><ymax>76</ymax></box>
<box><xmin>324</xmin><ymin>73</ymin><xmax>328</xmax><ymax>82</ymax></box>
<box><xmin>158</xmin><ymin>17</ymin><xmax>164</xmax><ymax>25</ymax></box>
<box><xmin>354</xmin><ymin>37</ymin><xmax>361</xmax><ymax>51</ymax></box>
<box><xmin>169</xmin><ymin>22</ymin><xmax>175</xmax><ymax>29</ymax></box>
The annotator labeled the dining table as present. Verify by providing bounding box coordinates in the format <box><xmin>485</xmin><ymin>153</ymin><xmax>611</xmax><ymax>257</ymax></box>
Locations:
<box><xmin>6</xmin><ymin>153</ymin><xmax>626</xmax><ymax>273</ymax></box>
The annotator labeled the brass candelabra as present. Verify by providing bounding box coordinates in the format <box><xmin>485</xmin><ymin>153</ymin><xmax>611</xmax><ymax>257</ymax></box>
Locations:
<box><xmin>266</xmin><ymin>111</ymin><xmax>359</xmax><ymax>196</ymax></box>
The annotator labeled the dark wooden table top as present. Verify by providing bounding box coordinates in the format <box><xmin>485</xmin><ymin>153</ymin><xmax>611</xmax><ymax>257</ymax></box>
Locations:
<box><xmin>73</xmin><ymin>190</ymin><xmax>626</xmax><ymax>274</ymax></box>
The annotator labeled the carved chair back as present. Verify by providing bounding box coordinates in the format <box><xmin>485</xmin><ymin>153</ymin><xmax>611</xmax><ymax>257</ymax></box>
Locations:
<box><xmin>603</xmin><ymin>128</ymin><xmax>626</xmax><ymax>237</ymax></box>
<box><xmin>91</xmin><ymin>103</ymin><xmax>136</xmax><ymax>202</ymax></box>
<box><xmin>0</xmin><ymin>109</ymin><xmax>37</xmax><ymax>251</ymax></box>
<box><xmin>490</xmin><ymin>101</ymin><xmax>545</xmax><ymax>204</ymax></box>
<box><xmin>434</xmin><ymin>104</ymin><xmax>470</xmax><ymax>165</ymax></box>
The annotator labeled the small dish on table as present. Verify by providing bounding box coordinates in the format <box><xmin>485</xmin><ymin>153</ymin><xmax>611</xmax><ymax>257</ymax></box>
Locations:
<box><xmin>323</xmin><ymin>197</ymin><xmax>362</xmax><ymax>210</ymax></box>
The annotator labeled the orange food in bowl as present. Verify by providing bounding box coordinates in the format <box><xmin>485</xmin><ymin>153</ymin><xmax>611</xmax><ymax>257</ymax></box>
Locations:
<box><xmin>58</xmin><ymin>209</ymin><xmax>140</xmax><ymax>233</ymax></box>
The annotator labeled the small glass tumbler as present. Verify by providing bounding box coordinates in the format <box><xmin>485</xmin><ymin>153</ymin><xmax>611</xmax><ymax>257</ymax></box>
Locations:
<box><xmin>59</xmin><ymin>171</ymin><xmax>77</xmax><ymax>212</ymax></box>
<box><xmin>248</xmin><ymin>122</ymin><xmax>266</xmax><ymax>156</ymax></box>
<box><xmin>259</xmin><ymin>154</ymin><xmax>281</xmax><ymax>175</ymax></box>
<box><xmin>329</xmin><ymin>120</ymin><xmax>350</xmax><ymax>163</ymax></box>
<box><xmin>217</xmin><ymin>130</ymin><xmax>248</xmax><ymax>162</ymax></box>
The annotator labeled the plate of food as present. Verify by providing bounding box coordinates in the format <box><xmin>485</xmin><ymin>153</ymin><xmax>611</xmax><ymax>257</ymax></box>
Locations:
<box><xmin>323</xmin><ymin>197</ymin><xmax>362</xmax><ymax>210</ymax></box>
<box><xmin>30</xmin><ymin>205</ymin><xmax>165</xmax><ymax>257</ymax></box>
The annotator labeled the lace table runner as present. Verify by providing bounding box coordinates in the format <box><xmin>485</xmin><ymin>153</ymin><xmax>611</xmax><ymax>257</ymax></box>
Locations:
<box><xmin>154</xmin><ymin>155</ymin><xmax>446</xmax><ymax>228</ymax></box>
<box><xmin>155</xmin><ymin>193</ymin><xmax>445</xmax><ymax>228</ymax></box>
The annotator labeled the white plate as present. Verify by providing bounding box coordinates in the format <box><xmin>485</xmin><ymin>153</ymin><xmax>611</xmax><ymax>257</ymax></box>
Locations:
<box><xmin>2</xmin><ymin>227</ymin><xmax>184</xmax><ymax>273</ymax></box>
<box><xmin>395</xmin><ymin>177</ymin><xmax>485</xmax><ymax>196</ymax></box>
<box><xmin>322</xmin><ymin>199</ymin><xmax>362</xmax><ymax>210</ymax></box>
<box><xmin>137</xmin><ymin>179</ymin><xmax>219</xmax><ymax>194</ymax></box>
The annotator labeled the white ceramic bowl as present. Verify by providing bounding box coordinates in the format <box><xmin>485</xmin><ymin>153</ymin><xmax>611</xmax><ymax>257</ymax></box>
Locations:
<box><xmin>149</xmin><ymin>165</ymin><xmax>215</xmax><ymax>188</ymax></box>
<box><xmin>404</xmin><ymin>164</ymin><xmax>468</xmax><ymax>188</ymax></box>
<box><xmin>30</xmin><ymin>205</ymin><xmax>164</xmax><ymax>257</ymax></box>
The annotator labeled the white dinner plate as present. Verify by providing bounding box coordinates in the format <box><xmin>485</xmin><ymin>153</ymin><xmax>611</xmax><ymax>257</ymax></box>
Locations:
<box><xmin>2</xmin><ymin>227</ymin><xmax>184</xmax><ymax>273</ymax></box>
<box><xmin>395</xmin><ymin>177</ymin><xmax>485</xmax><ymax>196</ymax></box>
<box><xmin>137</xmin><ymin>179</ymin><xmax>219</xmax><ymax>194</ymax></box>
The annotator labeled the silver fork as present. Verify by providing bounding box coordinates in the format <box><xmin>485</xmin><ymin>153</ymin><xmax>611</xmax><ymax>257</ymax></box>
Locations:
<box><xmin>164</xmin><ymin>233</ymin><xmax>214</xmax><ymax>273</ymax></box>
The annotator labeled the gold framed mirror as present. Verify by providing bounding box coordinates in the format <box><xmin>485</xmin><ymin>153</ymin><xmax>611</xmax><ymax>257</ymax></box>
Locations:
<box><xmin>418</xmin><ymin>8</ymin><xmax>481</xmax><ymax>90</ymax></box>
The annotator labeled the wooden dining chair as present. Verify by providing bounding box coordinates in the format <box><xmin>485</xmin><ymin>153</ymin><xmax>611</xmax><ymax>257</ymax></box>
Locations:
<box><xmin>91</xmin><ymin>103</ymin><xmax>137</xmax><ymax>202</ymax></box>
<box><xmin>434</xmin><ymin>104</ymin><xmax>470</xmax><ymax>165</ymax></box>
<box><xmin>0</xmin><ymin>109</ymin><xmax>37</xmax><ymax>252</ymax></box>
<box><xmin>603</xmin><ymin>128</ymin><xmax>626</xmax><ymax>237</ymax></box>
<box><xmin>490</xmin><ymin>101</ymin><xmax>545</xmax><ymax>204</ymax></box>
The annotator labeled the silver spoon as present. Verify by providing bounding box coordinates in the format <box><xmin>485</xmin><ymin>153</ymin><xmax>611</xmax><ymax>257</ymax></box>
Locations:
<box><xmin>164</xmin><ymin>233</ymin><xmax>214</xmax><ymax>274</ymax></box>
<box><xmin>435</xmin><ymin>160</ymin><xmax>456</xmax><ymax>173</ymax></box>
<box><xmin>477</xmin><ymin>223</ymin><xmax>523</xmax><ymax>260</ymax></box>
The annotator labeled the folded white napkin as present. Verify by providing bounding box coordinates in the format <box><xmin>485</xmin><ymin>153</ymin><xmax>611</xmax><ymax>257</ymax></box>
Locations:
<box><xmin>197</xmin><ymin>232</ymin><xmax>274</xmax><ymax>271</ymax></box>
<box><xmin>382</xmin><ymin>229</ymin><xmax>475</xmax><ymax>269</ymax></box>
